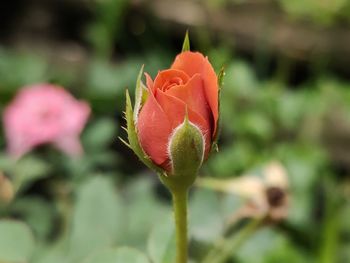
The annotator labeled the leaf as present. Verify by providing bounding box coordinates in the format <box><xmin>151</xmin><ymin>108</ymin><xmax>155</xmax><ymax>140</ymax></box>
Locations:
<box><xmin>0</xmin><ymin>220</ymin><xmax>35</xmax><ymax>262</ymax></box>
<box><xmin>0</xmin><ymin>48</ymin><xmax>48</xmax><ymax>89</ymax></box>
<box><xmin>68</xmin><ymin>176</ymin><xmax>124</xmax><ymax>261</ymax></box>
<box><xmin>13</xmin><ymin>156</ymin><xmax>51</xmax><ymax>192</ymax></box>
<box><xmin>235</xmin><ymin>228</ymin><xmax>279</xmax><ymax>263</ymax></box>
<box><xmin>189</xmin><ymin>189</ymin><xmax>224</xmax><ymax>242</ymax></box>
<box><xmin>122</xmin><ymin>177</ymin><xmax>170</xmax><ymax>248</ymax></box>
<box><xmin>86</xmin><ymin>60</ymin><xmax>126</xmax><ymax>97</ymax></box>
<box><xmin>147</xmin><ymin>215</ymin><xmax>176</xmax><ymax>263</ymax></box>
<box><xmin>84</xmin><ymin>247</ymin><xmax>149</xmax><ymax>263</ymax></box>
<box><xmin>225</xmin><ymin>61</ymin><xmax>258</xmax><ymax>96</ymax></box>
<box><xmin>182</xmin><ymin>30</ymin><xmax>190</xmax><ymax>52</ymax></box>
<box><xmin>236</xmin><ymin>228</ymin><xmax>309</xmax><ymax>263</ymax></box>
<box><xmin>12</xmin><ymin>196</ymin><xmax>55</xmax><ymax>240</ymax></box>
<box><xmin>0</xmin><ymin>154</ymin><xmax>16</xmax><ymax>172</ymax></box>
<box><xmin>82</xmin><ymin>118</ymin><xmax>117</xmax><ymax>151</ymax></box>
<box><xmin>32</xmin><ymin>241</ymin><xmax>69</xmax><ymax>263</ymax></box>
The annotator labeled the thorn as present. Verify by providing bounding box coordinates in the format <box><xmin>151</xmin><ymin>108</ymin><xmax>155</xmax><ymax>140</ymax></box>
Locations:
<box><xmin>118</xmin><ymin>137</ymin><xmax>130</xmax><ymax>148</ymax></box>
<box><xmin>215</xmin><ymin>143</ymin><xmax>219</xmax><ymax>152</ymax></box>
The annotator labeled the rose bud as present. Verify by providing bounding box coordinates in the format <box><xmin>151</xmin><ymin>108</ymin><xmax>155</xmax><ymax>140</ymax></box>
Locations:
<box><xmin>122</xmin><ymin>35</ymin><xmax>222</xmax><ymax>262</ymax></box>
<box><xmin>123</xmin><ymin>50</ymin><xmax>219</xmax><ymax>178</ymax></box>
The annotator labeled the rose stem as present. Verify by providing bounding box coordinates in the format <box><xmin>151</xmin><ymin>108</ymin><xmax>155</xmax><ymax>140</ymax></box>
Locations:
<box><xmin>172</xmin><ymin>189</ymin><xmax>189</xmax><ymax>263</ymax></box>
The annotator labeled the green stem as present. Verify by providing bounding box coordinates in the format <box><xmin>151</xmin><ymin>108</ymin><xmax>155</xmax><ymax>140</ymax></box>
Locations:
<box><xmin>202</xmin><ymin>218</ymin><xmax>262</xmax><ymax>263</ymax></box>
<box><xmin>172</xmin><ymin>189</ymin><xmax>189</xmax><ymax>263</ymax></box>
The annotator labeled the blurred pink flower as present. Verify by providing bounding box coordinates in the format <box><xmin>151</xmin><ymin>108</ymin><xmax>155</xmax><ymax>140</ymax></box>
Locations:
<box><xmin>3</xmin><ymin>83</ymin><xmax>90</xmax><ymax>158</ymax></box>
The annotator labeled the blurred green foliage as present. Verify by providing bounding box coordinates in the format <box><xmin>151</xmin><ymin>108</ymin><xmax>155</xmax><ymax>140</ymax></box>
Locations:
<box><xmin>1</xmin><ymin>0</ymin><xmax>350</xmax><ymax>262</ymax></box>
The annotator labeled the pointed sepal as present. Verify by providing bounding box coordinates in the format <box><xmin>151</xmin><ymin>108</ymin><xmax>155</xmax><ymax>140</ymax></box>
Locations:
<box><xmin>123</xmin><ymin>89</ymin><xmax>165</xmax><ymax>175</ymax></box>
<box><xmin>160</xmin><ymin>112</ymin><xmax>204</xmax><ymax>192</ymax></box>
<box><xmin>181</xmin><ymin>30</ymin><xmax>190</xmax><ymax>52</ymax></box>
<box><xmin>133</xmin><ymin>65</ymin><xmax>148</xmax><ymax>123</ymax></box>
<box><xmin>218</xmin><ymin>66</ymin><xmax>225</xmax><ymax>89</ymax></box>
<box><xmin>211</xmin><ymin>65</ymin><xmax>225</xmax><ymax>153</ymax></box>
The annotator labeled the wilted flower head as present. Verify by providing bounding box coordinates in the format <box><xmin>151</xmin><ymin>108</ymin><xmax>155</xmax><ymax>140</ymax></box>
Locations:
<box><xmin>198</xmin><ymin>161</ymin><xmax>290</xmax><ymax>223</ymax></box>
<box><xmin>3</xmin><ymin>83</ymin><xmax>90</xmax><ymax>158</ymax></box>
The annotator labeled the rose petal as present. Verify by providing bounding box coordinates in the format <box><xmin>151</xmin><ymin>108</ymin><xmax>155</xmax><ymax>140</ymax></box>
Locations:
<box><xmin>137</xmin><ymin>86</ymin><xmax>172</xmax><ymax>166</ymax></box>
<box><xmin>54</xmin><ymin>136</ymin><xmax>83</xmax><ymax>157</ymax></box>
<box><xmin>145</xmin><ymin>73</ymin><xmax>154</xmax><ymax>90</ymax></box>
<box><xmin>153</xmin><ymin>69</ymin><xmax>190</xmax><ymax>92</ymax></box>
<box><xmin>155</xmin><ymin>90</ymin><xmax>211</xmax><ymax>157</ymax></box>
<box><xmin>3</xmin><ymin>83</ymin><xmax>90</xmax><ymax>159</ymax></box>
<box><xmin>6</xmin><ymin>134</ymin><xmax>32</xmax><ymax>159</ymax></box>
<box><xmin>171</xmin><ymin>51</ymin><xmax>218</xmax><ymax>137</ymax></box>
<box><xmin>165</xmin><ymin>74</ymin><xmax>212</xmax><ymax>135</ymax></box>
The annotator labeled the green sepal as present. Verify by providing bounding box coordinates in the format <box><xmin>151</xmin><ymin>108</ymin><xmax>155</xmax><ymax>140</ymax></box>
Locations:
<box><xmin>218</xmin><ymin>66</ymin><xmax>225</xmax><ymax>88</ymax></box>
<box><xmin>123</xmin><ymin>89</ymin><xmax>166</xmax><ymax>176</ymax></box>
<box><xmin>211</xmin><ymin>66</ymin><xmax>225</xmax><ymax>153</ymax></box>
<box><xmin>160</xmin><ymin>112</ymin><xmax>204</xmax><ymax>192</ymax></box>
<box><xmin>181</xmin><ymin>30</ymin><xmax>190</xmax><ymax>52</ymax></box>
<box><xmin>133</xmin><ymin>65</ymin><xmax>148</xmax><ymax>122</ymax></box>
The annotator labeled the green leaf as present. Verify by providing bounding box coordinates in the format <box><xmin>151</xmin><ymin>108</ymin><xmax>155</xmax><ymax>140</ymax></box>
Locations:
<box><xmin>122</xmin><ymin>177</ymin><xmax>170</xmax><ymax>248</ymax></box>
<box><xmin>225</xmin><ymin>61</ymin><xmax>258</xmax><ymax>96</ymax></box>
<box><xmin>0</xmin><ymin>220</ymin><xmax>35</xmax><ymax>262</ymax></box>
<box><xmin>0</xmin><ymin>48</ymin><xmax>48</xmax><ymax>89</ymax></box>
<box><xmin>84</xmin><ymin>247</ymin><xmax>149</xmax><ymax>263</ymax></box>
<box><xmin>31</xmin><ymin>240</ymin><xmax>68</xmax><ymax>263</ymax></box>
<box><xmin>182</xmin><ymin>30</ymin><xmax>190</xmax><ymax>52</ymax></box>
<box><xmin>82</xmin><ymin>118</ymin><xmax>117</xmax><ymax>151</ymax></box>
<box><xmin>86</xmin><ymin>59</ymin><xmax>134</xmax><ymax>98</ymax></box>
<box><xmin>13</xmin><ymin>156</ymin><xmax>51</xmax><ymax>192</ymax></box>
<box><xmin>0</xmin><ymin>154</ymin><xmax>16</xmax><ymax>172</ymax></box>
<box><xmin>235</xmin><ymin>228</ymin><xmax>278</xmax><ymax>263</ymax></box>
<box><xmin>190</xmin><ymin>189</ymin><xmax>224</xmax><ymax>242</ymax></box>
<box><xmin>68</xmin><ymin>176</ymin><xmax>124</xmax><ymax>261</ymax></box>
<box><xmin>236</xmin><ymin>228</ymin><xmax>310</xmax><ymax>263</ymax></box>
<box><xmin>12</xmin><ymin>197</ymin><xmax>55</xmax><ymax>240</ymax></box>
<box><xmin>147</xmin><ymin>215</ymin><xmax>176</xmax><ymax>263</ymax></box>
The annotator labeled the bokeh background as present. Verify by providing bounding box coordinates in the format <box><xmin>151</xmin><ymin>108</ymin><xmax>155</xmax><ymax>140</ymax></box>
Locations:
<box><xmin>1</xmin><ymin>0</ymin><xmax>350</xmax><ymax>262</ymax></box>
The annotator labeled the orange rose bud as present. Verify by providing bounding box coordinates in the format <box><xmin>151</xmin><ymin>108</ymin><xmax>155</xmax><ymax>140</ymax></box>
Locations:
<box><xmin>136</xmin><ymin>51</ymin><xmax>218</xmax><ymax>171</ymax></box>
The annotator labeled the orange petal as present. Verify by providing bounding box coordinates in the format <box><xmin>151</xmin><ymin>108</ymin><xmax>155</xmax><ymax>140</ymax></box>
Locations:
<box><xmin>153</xmin><ymin>69</ymin><xmax>190</xmax><ymax>92</ymax></box>
<box><xmin>171</xmin><ymin>51</ymin><xmax>218</xmax><ymax>137</ymax></box>
<box><xmin>165</xmin><ymin>74</ymin><xmax>212</xmax><ymax>135</ymax></box>
<box><xmin>155</xmin><ymin>90</ymin><xmax>211</xmax><ymax>158</ymax></box>
<box><xmin>144</xmin><ymin>73</ymin><xmax>154</xmax><ymax>91</ymax></box>
<box><xmin>137</xmin><ymin>85</ymin><xmax>172</xmax><ymax>165</ymax></box>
